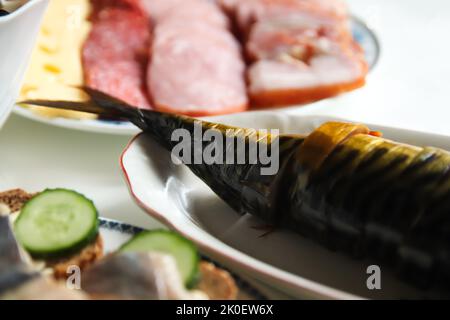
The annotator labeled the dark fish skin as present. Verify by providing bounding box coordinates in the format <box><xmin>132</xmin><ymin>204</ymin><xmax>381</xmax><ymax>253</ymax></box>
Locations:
<box><xmin>22</xmin><ymin>88</ymin><xmax>306</xmax><ymax>223</ymax></box>
<box><xmin>0</xmin><ymin>271</ymin><xmax>38</xmax><ymax>296</ymax></box>
<box><xmin>0</xmin><ymin>217</ymin><xmax>22</xmax><ymax>271</ymax></box>
<box><xmin>22</xmin><ymin>89</ymin><xmax>450</xmax><ymax>293</ymax></box>
<box><xmin>284</xmin><ymin>131</ymin><xmax>450</xmax><ymax>291</ymax></box>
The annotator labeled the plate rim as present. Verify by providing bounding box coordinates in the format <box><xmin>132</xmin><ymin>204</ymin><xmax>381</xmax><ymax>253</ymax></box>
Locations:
<box><xmin>13</xmin><ymin>105</ymin><xmax>139</xmax><ymax>135</ymax></box>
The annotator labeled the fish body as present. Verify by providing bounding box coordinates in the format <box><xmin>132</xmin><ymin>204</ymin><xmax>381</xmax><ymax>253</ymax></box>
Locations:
<box><xmin>287</xmin><ymin>129</ymin><xmax>450</xmax><ymax>289</ymax></box>
<box><xmin>23</xmin><ymin>90</ymin><xmax>450</xmax><ymax>291</ymax></box>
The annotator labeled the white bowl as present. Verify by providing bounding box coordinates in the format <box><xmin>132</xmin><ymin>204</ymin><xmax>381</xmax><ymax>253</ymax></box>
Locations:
<box><xmin>0</xmin><ymin>0</ymin><xmax>49</xmax><ymax>128</ymax></box>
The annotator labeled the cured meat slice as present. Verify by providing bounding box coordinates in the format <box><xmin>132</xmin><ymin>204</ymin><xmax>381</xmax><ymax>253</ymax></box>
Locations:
<box><xmin>155</xmin><ymin>24</ymin><xmax>242</xmax><ymax>58</ymax></box>
<box><xmin>91</xmin><ymin>0</ymin><xmax>141</xmax><ymax>15</ymax></box>
<box><xmin>138</xmin><ymin>0</ymin><xmax>184</xmax><ymax>20</ymax></box>
<box><xmin>149</xmin><ymin>26</ymin><xmax>247</xmax><ymax>116</ymax></box>
<box><xmin>83</xmin><ymin>0</ymin><xmax>152</xmax><ymax>109</ymax></box>
<box><xmin>248</xmin><ymin>43</ymin><xmax>367</xmax><ymax>107</ymax></box>
<box><xmin>222</xmin><ymin>0</ymin><xmax>368</xmax><ymax>108</ymax></box>
<box><xmin>220</xmin><ymin>0</ymin><xmax>349</xmax><ymax>35</ymax></box>
<box><xmin>246</xmin><ymin>12</ymin><xmax>351</xmax><ymax>61</ymax></box>
<box><xmin>147</xmin><ymin>0</ymin><xmax>248</xmax><ymax>116</ymax></box>
<box><xmin>139</xmin><ymin>0</ymin><xmax>229</xmax><ymax>28</ymax></box>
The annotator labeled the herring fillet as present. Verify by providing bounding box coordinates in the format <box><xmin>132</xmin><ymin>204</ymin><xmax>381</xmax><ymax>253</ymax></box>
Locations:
<box><xmin>0</xmin><ymin>216</ymin><xmax>37</xmax><ymax>294</ymax></box>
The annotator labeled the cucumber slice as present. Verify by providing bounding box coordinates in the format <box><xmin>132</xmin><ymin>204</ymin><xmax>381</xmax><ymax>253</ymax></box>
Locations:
<box><xmin>14</xmin><ymin>189</ymin><xmax>99</xmax><ymax>258</ymax></box>
<box><xmin>120</xmin><ymin>230</ymin><xmax>199</xmax><ymax>287</ymax></box>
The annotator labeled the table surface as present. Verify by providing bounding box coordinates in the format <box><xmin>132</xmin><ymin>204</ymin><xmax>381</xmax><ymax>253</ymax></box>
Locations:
<box><xmin>1</xmin><ymin>0</ymin><xmax>449</xmax><ymax>299</ymax></box>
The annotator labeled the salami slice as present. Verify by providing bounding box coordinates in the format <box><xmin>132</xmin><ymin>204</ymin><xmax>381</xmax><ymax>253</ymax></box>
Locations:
<box><xmin>83</xmin><ymin>0</ymin><xmax>152</xmax><ymax>109</ymax></box>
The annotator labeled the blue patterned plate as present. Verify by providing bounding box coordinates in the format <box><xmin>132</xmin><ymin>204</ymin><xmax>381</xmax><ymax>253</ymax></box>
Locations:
<box><xmin>351</xmin><ymin>16</ymin><xmax>380</xmax><ymax>70</ymax></box>
<box><xmin>98</xmin><ymin>217</ymin><xmax>267</xmax><ymax>300</ymax></box>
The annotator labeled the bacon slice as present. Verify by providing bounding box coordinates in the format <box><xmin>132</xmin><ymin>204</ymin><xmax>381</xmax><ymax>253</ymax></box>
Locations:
<box><xmin>246</xmin><ymin>12</ymin><xmax>351</xmax><ymax>61</ymax></box>
<box><xmin>83</xmin><ymin>0</ymin><xmax>152</xmax><ymax>109</ymax></box>
<box><xmin>247</xmin><ymin>13</ymin><xmax>367</xmax><ymax>107</ymax></box>
<box><xmin>145</xmin><ymin>0</ymin><xmax>248</xmax><ymax>116</ymax></box>
<box><xmin>222</xmin><ymin>0</ymin><xmax>368</xmax><ymax>108</ymax></box>
<box><xmin>249</xmin><ymin>55</ymin><xmax>366</xmax><ymax>107</ymax></box>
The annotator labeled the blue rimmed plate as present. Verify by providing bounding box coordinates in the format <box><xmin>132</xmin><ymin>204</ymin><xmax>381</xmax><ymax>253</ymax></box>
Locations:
<box><xmin>98</xmin><ymin>217</ymin><xmax>268</xmax><ymax>300</ymax></box>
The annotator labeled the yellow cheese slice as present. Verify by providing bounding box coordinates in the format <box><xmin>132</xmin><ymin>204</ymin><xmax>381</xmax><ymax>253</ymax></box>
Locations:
<box><xmin>19</xmin><ymin>0</ymin><xmax>96</xmax><ymax>119</ymax></box>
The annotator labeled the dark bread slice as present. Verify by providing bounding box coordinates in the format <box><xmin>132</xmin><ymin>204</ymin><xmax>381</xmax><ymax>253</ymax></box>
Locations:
<box><xmin>196</xmin><ymin>262</ymin><xmax>238</xmax><ymax>300</ymax></box>
<box><xmin>46</xmin><ymin>234</ymin><xmax>104</xmax><ymax>279</ymax></box>
<box><xmin>0</xmin><ymin>189</ymin><xmax>36</xmax><ymax>212</ymax></box>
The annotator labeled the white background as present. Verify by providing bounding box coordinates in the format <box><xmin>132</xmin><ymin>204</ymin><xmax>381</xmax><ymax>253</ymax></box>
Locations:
<box><xmin>299</xmin><ymin>0</ymin><xmax>450</xmax><ymax>135</ymax></box>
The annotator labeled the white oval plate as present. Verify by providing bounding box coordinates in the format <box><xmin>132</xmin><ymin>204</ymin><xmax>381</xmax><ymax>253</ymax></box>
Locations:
<box><xmin>121</xmin><ymin>112</ymin><xmax>450</xmax><ymax>300</ymax></box>
<box><xmin>13</xmin><ymin>17</ymin><xmax>379</xmax><ymax>135</ymax></box>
